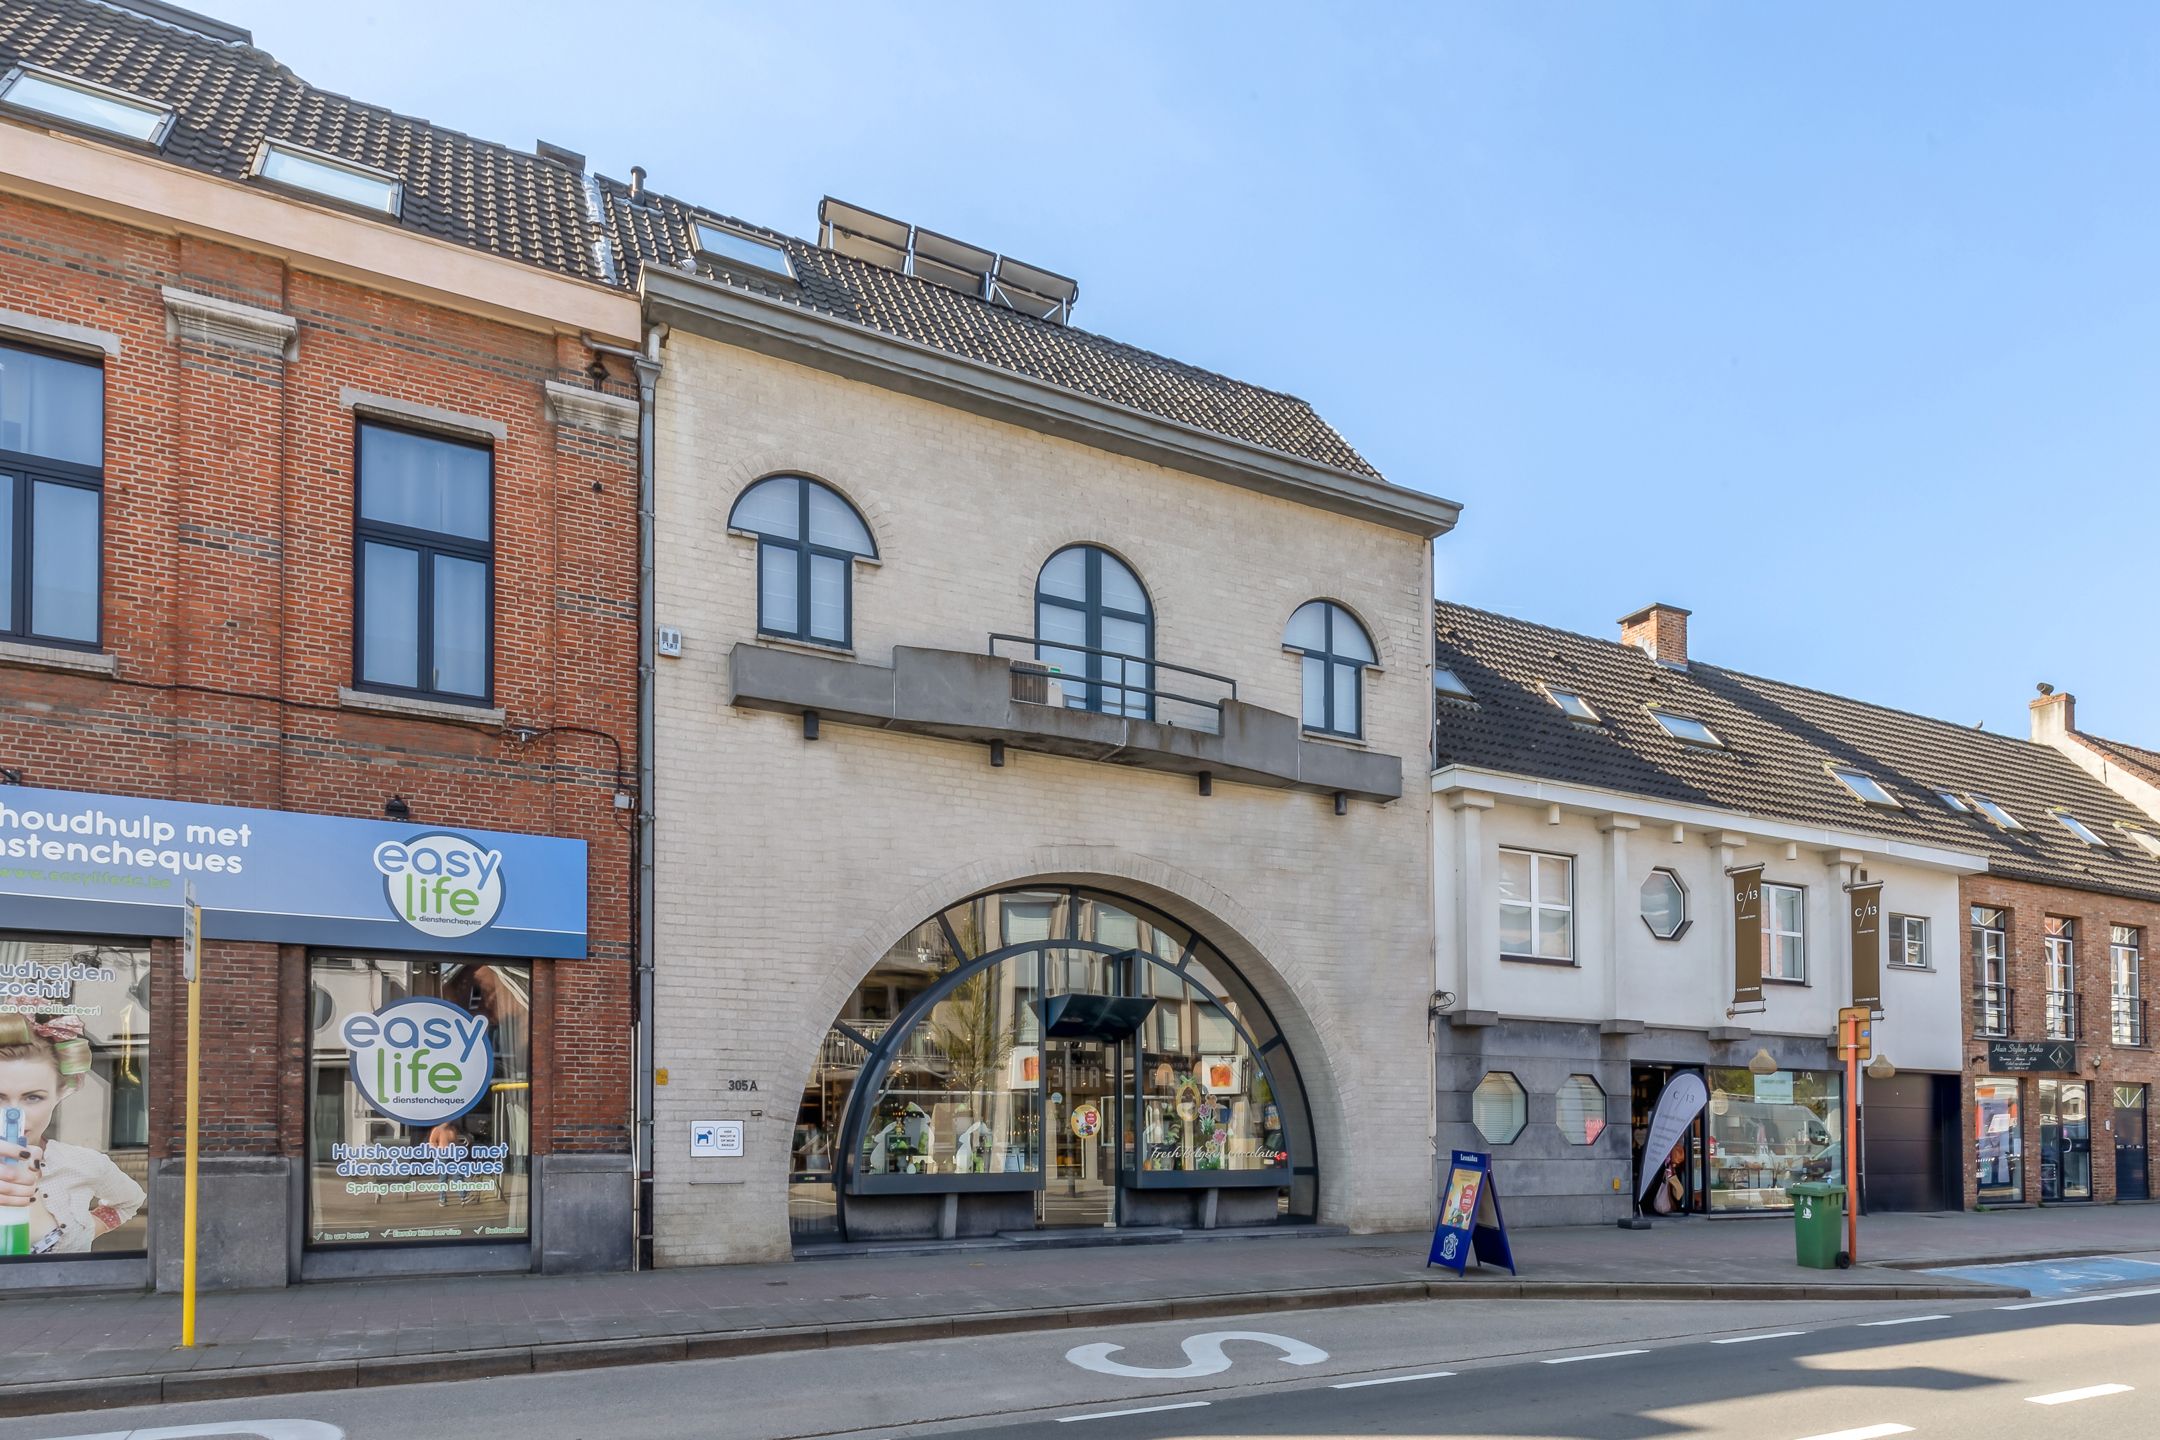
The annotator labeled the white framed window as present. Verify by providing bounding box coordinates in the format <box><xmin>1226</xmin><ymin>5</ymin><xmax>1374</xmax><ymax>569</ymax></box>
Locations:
<box><xmin>1969</xmin><ymin>794</ymin><xmax>2023</xmax><ymax>831</ymax></box>
<box><xmin>1650</xmin><ymin>710</ymin><xmax>1723</xmax><ymax>747</ymax></box>
<box><xmin>2045</xmin><ymin>916</ymin><xmax>2077</xmax><ymax>1040</ymax></box>
<box><xmin>1830</xmin><ymin>767</ymin><xmax>1900</xmax><ymax>808</ymax></box>
<box><xmin>1887</xmin><ymin>914</ymin><xmax>1929</xmax><ymax>969</ymax></box>
<box><xmin>1499</xmin><ymin>848</ymin><xmax>1574</xmax><ymax>963</ymax></box>
<box><xmin>2112</xmin><ymin>925</ymin><xmax>2144</xmax><ymax>1048</ymax></box>
<box><xmin>1762</xmin><ymin>882</ymin><xmax>1807</xmax><ymax>981</ymax></box>
<box><xmin>1546</xmin><ymin>687</ymin><xmax>1599</xmax><ymax>723</ymax></box>
<box><xmin>1973</xmin><ymin>905</ymin><xmax>2009</xmax><ymax>1037</ymax></box>
<box><xmin>0</xmin><ymin>64</ymin><xmax>173</xmax><ymax>145</ymax></box>
<box><xmin>1471</xmin><ymin>1072</ymin><xmax>1527</xmax><ymax>1145</ymax></box>
<box><xmin>254</xmin><ymin>139</ymin><xmax>401</xmax><ymax>216</ymax></box>
<box><xmin>695</xmin><ymin>220</ymin><xmax>795</xmax><ymax>280</ymax></box>
<box><xmin>2053</xmin><ymin>810</ymin><xmax>2109</xmax><ymax>848</ymax></box>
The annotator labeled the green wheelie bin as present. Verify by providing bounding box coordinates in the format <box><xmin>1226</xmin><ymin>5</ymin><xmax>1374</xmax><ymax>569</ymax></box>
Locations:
<box><xmin>1788</xmin><ymin>1181</ymin><xmax>1849</xmax><ymax>1269</ymax></box>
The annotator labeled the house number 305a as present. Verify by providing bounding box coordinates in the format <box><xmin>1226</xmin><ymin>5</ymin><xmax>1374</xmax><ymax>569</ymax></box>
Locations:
<box><xmin>728</xmin><ymin>1079</ymin><xmax>759</xmax><ymax>1092</ymax></box>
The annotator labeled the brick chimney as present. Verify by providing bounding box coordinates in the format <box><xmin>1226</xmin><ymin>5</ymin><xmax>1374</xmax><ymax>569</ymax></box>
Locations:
<box><xmin>1619</xmin><ymin>603</ymin><xmax>1691</xmax><ymax>669</ymax></box>
<box><xmin>2029</xmin><ymin>684</ymin><xmax>2075</xmax><ymax>743</ymax></box>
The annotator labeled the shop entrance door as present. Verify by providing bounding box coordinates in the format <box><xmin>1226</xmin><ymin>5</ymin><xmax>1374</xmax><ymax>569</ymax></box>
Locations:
<box><xmin>2039</xmin><ymin>1079</ymin><xmax>2092</xmax><ymax>1201</ymax></box>
<box><xmin>1630</xmin><ymin>1065</ymin><xmax>1706</xmax><ymax>1215</ymax></box>
<box><xmin>1040</xmin><ymin>1038</ymin><xmax>1120</xmax><ymax>1227</ymax></box>
<box><xmin>2116</xmin><ymin>1085</ymin><xmax>2150</xmax><ymax>1201</ymax></box>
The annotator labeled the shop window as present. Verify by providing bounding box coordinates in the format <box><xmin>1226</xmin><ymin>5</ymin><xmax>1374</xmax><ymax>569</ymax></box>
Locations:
<box><xmin>859</xmin><ymin>952</ymin><xmax>1041</xmax><ymax>1178</ymax></box>
<box><xmin>1639</xmin><ymin>869</ymin><xmax>1688</xmax><ymax>940</ymax></box>
<box><xmin>1136</xmin><ymin>966</ymin><xmax>1283</xmax><ymax>1177</ymax></box>
<box><xmin>1</xmin><ymin>340</ymin><xmax>104</xmax><ymax>647</ymax></box>
<box><xmin>1471</xmin><ymin>1072</ymin><xmax>1526</xmax><ymax>1146</ymax></box>
<box><xmin>305</xmin><ymin>955</ymin><xmax>531</xmax><ymax>1248</ymax></box>
<box><xmin>2038</xmin><ymin>1079</ymin><xmax>2092</xmax><ymax>1201</ymax></box>
<box><xmin>1499</xmin><ymin>849</ymin><xmax>1573</xmax><ymax>963</ymax></box>
<box><xmin>1762</xmin><ymin>883</ymin><xmax>1806</xmax><ymax>981</ymax></box>
<box><xmin>1556</xmin><ymin>1075</ymin><xmax>1606</xmax><ymax>1146</ymax></box>
<box><xmin>354</xmin><ymin>422</ymin><xmax>493</xmax><ymax>702</ymax></box>
<box><xmin>1974</xmin><ymin>1076</ymin><xmax>2022</xmax><ymax>1203</ymax></box>
<box><xmin>0</xmin><ymin>938</ymin><xmax>151</xmax><ymax>1261</ymax></box>
<box><xmin>1887</xmin><ymin>914</ymin><xmax>1930</xmax><ymax>969</ymax></box>
<box><xmin>1705</xmin><ymin>1066</ymin><xmax>1840</xmax><ymax>1212</ymax></box>
<box><xmin>728</xmin><ymin>474</ymin><xmax>876</xmax><ymax>649</ymax></box>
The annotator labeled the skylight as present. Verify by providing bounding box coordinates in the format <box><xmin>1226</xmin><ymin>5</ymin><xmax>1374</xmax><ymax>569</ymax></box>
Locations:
<box><xmin>1434</xmin><ymin>668</ymin><xmax>1474</xmax><ymax>701</ymax></box>
<box><xmin>1936</xmin><ymin>791</ymin><xmax>1970</xmax><ymax>813</ymax></box>
<box><xmin>1546</xmin><ymin>688</ymin><xmax>1599</xmax><ymax>723</ymax></box>
<box><xmin>2123</xmin><ymin>826</ymin><xmax>2160</xmax><ymax>861</ymax></box>
<box><xmin>1969</xmin><ymin>794</ymin><xmax>2022</xmax><ymax>831</ymax></box>
<box><xmin>1829</xmin><ymin>767</ymin><xmax>1900</xmax><ymax>808</ymax></box>
<box><xmin>2054</xmin><ymin>811</ymin><xmax>2109</xmax><ymax>848</ymax></box>
<box><xmin>254</xmin><ymin>139</ymin><xmax>401</xmax><ymax>216</ymax></box>
<box><xmin>1650</xmin><ymin>710</ymin><xmax>1723</xmax><ymax>748</ymax></box>
<box><xmin>695</xmin><ymin>221</ymin><xmax>795</xmax><ymax>280</ymax></box>
<box><xmin>0</xmin><ymin>65</ymin><xmax>173</xmax><ymax>145</ymax></box>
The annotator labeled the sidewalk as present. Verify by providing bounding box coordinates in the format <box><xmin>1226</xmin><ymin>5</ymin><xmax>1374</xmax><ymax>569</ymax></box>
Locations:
<box><xmin>3</xmin><ymin>1206</ymin><xmax>2149</xmax><ymax>1418</ymax></box>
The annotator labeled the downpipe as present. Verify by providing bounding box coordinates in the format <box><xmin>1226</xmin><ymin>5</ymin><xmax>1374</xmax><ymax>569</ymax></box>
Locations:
<box><xmin>632</xmin><ymin>324</ymin><xmax>665</xmax><ymax>1268</ymax></box>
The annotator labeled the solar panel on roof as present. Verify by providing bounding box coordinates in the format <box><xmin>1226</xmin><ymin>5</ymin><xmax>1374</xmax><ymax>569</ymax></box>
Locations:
<box><xmin>818</xmin><ymin>196</ymin><xmax>910</xmax><ymax>272</ymax></box>
<box><xmin>991</xmin><ymin>254</ymin><xmax>1078</xmax><ymax>323</ymax></box>
<box><xmin>911</xmin><ymin>228</ymin><xmax>994</xmax><ymax>297</ymax></box>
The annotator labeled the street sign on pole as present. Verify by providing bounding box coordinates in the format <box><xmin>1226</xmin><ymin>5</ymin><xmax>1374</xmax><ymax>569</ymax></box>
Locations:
<box><xmin>181</xmin><ymin>882</ymin><xmax>204</xmax><ymax>1348</ymax></box>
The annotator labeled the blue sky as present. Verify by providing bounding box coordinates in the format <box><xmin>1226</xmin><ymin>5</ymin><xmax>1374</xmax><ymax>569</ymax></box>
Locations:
<box><xmin>214</xmin><ymin>1</ymin><xmax>2155</xmax><ymax>739</ymax></box>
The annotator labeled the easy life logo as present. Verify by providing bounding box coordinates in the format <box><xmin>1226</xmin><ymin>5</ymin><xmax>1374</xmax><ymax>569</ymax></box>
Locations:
<box><xmin>345</xmin><ymin>996</ymin><xmax>494</xmax><ymax>1126</ymax></box>
<box><xmin>373</xmin><ymin>832</ymin><xmax>506</xmax><ymax>939</ymax></box>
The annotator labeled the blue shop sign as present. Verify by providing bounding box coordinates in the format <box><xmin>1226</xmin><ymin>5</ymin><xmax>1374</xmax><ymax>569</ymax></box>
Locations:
<box><xmin>0</xmin><ymin>786</ymin><xmax>586</xmax><ymax>958</ymax></box>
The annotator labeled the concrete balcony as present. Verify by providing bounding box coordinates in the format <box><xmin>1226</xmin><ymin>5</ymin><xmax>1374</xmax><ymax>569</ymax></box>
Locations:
<box><xmin>727</xmin><ymin>641</ymin><xmax>1402</xmax><ymax>805</ymax></box>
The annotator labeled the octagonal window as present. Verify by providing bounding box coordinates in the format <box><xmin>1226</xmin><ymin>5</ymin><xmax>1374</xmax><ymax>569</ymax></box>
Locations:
<box><xmin>1471</xmin><ymin>1072</ymin><xmax>1527</xmax><ymax>1146</ymax></box>
<box><xmin>1640</xmin><ymin>869</ymin><xmax>1689</xmax><ymax>940</ymax></box>
<box><xmin>1556</xmin><ymin>1075</ymin><xmax>1607</xmax><ymax>1145</ymax></box>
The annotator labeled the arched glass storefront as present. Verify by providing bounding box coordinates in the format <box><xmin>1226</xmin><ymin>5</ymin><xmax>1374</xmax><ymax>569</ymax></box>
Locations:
<box><xmin>789</xmin><ymin>885</ymin><xmax>1315</xmax><ymax>1244</ymax></box>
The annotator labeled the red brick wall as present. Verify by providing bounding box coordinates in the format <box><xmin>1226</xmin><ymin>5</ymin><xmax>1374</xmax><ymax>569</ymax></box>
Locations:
<box><xmin>1959</xmin><ymin>874</ymin><xmax>2160</xmax><ymax>1206</ymax></box>
<box><xmin>0</xmin><ymin>190</ymin><xmax>637</xmax><ymax>1164</ymax></box>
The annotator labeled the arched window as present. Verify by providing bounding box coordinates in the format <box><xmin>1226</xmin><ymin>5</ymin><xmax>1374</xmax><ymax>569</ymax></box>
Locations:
<box><xmin>728</xmin><ymin>475</ymin><xmax>876</xmax><ymax>648</ymax></box>
<box><xmin>1036</xmin><ymin>546</ymin><xmax>1153</xmax><ymax>718</ymax></box>
<box><xmin>1284</xmin><ymin>600</ymin><xmax>1374</xmax><ymax>738</ymax></box>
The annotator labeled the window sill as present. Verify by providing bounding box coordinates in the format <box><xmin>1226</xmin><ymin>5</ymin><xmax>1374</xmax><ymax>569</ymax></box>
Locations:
<box><xmin>1300</xmin><ymin>728</ymin><xmax>1370</xmax><ymax>750</ymax></box>
<box><xmin>1499</xmin><ymin>953</ymin><xmax>1578</xmax><ymax>968</ymax></box>
<box><xmin>1761</xmin><ymin>977</ymin><xmax>1809</xmax><ymax>987</ymax></box>
<box><xmin>337</xmin><ymin>686</ymin><xmax>504</xmax><ymax>728</ymax></box>
<box><xmin>752</xmin><ymin>633</ymin><xmax>857</xmax><ymax>661</ymax></box>
<box><xmin>0</xmin><ymin>639</ymin><xmax>117</xmax><ymax>678</ymax></box>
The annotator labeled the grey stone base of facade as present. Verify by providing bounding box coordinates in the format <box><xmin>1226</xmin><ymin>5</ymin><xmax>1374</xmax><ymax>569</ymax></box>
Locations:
<box><xmin>1437</xmin><ymin>1015</ymin><xmax>1835</xmax><ymax>1228</ymax></box>
<box><xmin>535</xmin><ymin>1153</ymin><xmax>636</xmax><ymax>1274</ymax></box>
<box><xmin>153</xmin><ymin>1156</ymin><xmax>292</xmax><ymax>1292</ymax></box>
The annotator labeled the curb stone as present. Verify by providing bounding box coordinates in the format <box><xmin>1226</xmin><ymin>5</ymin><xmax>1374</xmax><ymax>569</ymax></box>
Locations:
<box><xmin>0</xmin><ymin>1277</ymin><xmax>2029</xmax><ymax>1420</ymax></box>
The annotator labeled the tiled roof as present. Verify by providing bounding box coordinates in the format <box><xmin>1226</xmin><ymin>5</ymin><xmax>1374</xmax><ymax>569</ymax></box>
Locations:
<box><xmin>1434</xmin><ymin>601</ymin><xmax>2160</xmax><ymax>904</ymax></box>
<box><xmin>595</xmin><ymin>176</ymin><xmax>1384</xmax><ymax>478</ymax></box>
<box><xmin>2075</xmin><ymin>730</ymin><xmax>2160</xmax><ymax>789</ymax></box>
<box><xmin>0</xmin><ymin>0</ymin><xmax>610</xmax><ymax>282</ymax></box>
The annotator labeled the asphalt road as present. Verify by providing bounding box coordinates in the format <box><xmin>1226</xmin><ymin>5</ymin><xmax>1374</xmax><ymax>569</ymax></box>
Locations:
<box><xmin>4</xmin><ymin>1269</ymin><xmax>2156</xmax><ymax>1440</ymax></box>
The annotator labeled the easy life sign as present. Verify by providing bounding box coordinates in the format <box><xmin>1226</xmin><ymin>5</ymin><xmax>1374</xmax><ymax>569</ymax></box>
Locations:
<box><xmin>0</xmin><ymin>786</ymin><xmax>586</xmax><ymax>958</ymax></box>
<box><xmin>345</xmin><ymin>998</ymin><xmax>495</xmax><ymax>1126</ymax></box>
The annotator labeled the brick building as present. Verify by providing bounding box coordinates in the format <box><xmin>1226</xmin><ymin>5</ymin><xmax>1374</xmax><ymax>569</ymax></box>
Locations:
<box><xmin>0</xmin><ymin>0</ymin><xmax>641</xmax><ymax>1288</ymax></box>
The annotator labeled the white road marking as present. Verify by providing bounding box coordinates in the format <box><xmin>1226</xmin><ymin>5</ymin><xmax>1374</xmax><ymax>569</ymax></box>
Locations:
<box><xmin>1712</xmin><ymin>1329</ymin><xmax>1805</xmax><ymax>1344</ymax></box>
<box><xmin>2026</xmin><ymin>1383</ymin><xmax>2133</xmax><ymax>1405</ymax></box>
<box><xmin>1858</xmin><ymin>1314</ymin><xmax>1949</xmax><ymax>1327</ymax></box>
<box><xmin>38</xmin><ymin>1425</ymin><xmax>346</xmax><ymax>1440</ymax></box>
<box><xmin>1330</xmin><ymin>1369</ymin><xmax>1458</xmax><ymax>1389</ymax></box>
<box><xmin>1998</xmin><ymin>1285</ymin><xmax>2160</xmax><ymax>1311</ymax></box>
<box><xmin>1541</xmin><ymin>1348</ymin><xmax>1649</xmax><ymax>1364</ymax></box>
<box><xmin>1064</xmin><ymin>1330</ymin><xmax>1329</xmax><ymax>1379</ymax></box>
<box><xmin>1791</xmin><ymin>1426</ymin><xmax>1914</xmax><ymax>1440</ymax></box>
<box><xmin>1056</xmin><ymin>1401</ymin><xmax>1211</xmax><ymax>1423</ymax></box>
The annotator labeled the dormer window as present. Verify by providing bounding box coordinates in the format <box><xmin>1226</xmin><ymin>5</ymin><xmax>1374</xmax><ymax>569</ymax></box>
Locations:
<box><xmin>1434</xmin><ymin>667</ymin><xmax>1474</xmax><ymax>701</ymax></box>
<box><xmin>1650</xmin><ymin>710</ymin><xmax>1723</xmax><ymax>748</ymax></box>
<box><xmin>0</xmin><ymin>65</ymin><xmax>173</xmax><ymax>146</ymax></box>
<box><xmin>2054</xmin><ymin>810</ymin><xmax>2109</xmax><ymax>848</ymax></box>
<box><xmin>1830</xmin><ymin>767</ymin><xmax>1900</xmax><ymax>808</ymax></box>
<box><xmin>1970</xmin><ymin>794</ymin><xmax>2022</xmax><ymax>831</ymax></box>
<box><xmin>694</xmin><ymin>221</ymin><xmax>795</xmax><ymax>281</ymax></box>
<box><xmin>1546</xmin><ymin>688</ymin><xmax>1599</xmax><ymax>723</ymax></box>
<box><xmin>254</xmin><ymin>139</ymin><xmax>402</xmax><ymax>216</ymax></box>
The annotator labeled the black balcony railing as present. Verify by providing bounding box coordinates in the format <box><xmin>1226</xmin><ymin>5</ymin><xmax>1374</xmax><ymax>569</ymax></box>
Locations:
<box><xmin>2113</xmin><ymin>995</ymin><xmax>2148</xmax><ymax>1048</ymax></box>
<box><xmin>1977</xmin><ymin>981</ymin><xmax>2012</xmax><ymax>1038</ymax></box>
<box><xmin>2045</xmin><ymin>988</ymin><xmax>2081</xmax><ymax>1042</ymax></box>
<box><xmin>991</xmin><ymin>633</ymin><xmax>1238</xmax><ymax>733</ymax></box>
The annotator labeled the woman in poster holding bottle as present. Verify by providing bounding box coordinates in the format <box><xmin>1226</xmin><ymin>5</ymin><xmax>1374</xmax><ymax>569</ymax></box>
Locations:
<box><xmin>0</xmin><ymin>1014</ymin><xmax>146</xmax><ymax>1255</ymax></box>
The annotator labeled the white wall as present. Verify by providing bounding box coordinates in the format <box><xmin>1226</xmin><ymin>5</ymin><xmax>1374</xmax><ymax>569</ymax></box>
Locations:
<box><xmin>1436</xmin><ymin>789</ymin><xmax>1967</xmax><ymax>1072</ymax></box>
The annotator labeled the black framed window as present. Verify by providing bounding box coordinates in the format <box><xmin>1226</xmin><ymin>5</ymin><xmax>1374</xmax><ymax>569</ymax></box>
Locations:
<box><xmin>1036</xmin><ymin>545</ymin><xmax>1152</xmax><ymax>718</ymax></box>
<box><xmin>1283</xmin><ymin>599</ymin><xmax>1375</xmax><ymax>738</ymax></box>
<box><xmin>0</xmin><ymin>341</ymin><xmax>104</xmax><ymax>648</ymax></box>
<box><xmin>729</xmin><ymin>475</ymin><xmax>875</xmax><ymax>648</ymax></box>
<box><xmin>353</xmin><ymin>421</ymin><xmax>493</xmax><ymax>702</ymax></box>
